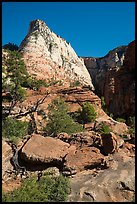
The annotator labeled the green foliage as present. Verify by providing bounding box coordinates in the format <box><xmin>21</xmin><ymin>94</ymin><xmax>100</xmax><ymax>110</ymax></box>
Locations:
<box><xmin>44</xmin><ymin>98</ymin><xmax>83</xmax><ymax>136</ymax></box>
<box><xmin>3</xmin><ymin>42</ymin><xmax>18</xmax><ymax>51</ymax></box>
<box><xmin>70</xmin><ymin>80</ymin><xmax>81</xmax><ymax>87</ymax></box>
<box><xmin>48</xmin><ymin>77</ymin><xmax>62</xmax><ymax>86</ymax></box>
<box><xmin>3</xmin><ymin>50</ymin><xmax>28</xmax><ymax>102</ymax></box>
<box><xmin>78</xmin><ymin>102</ymin><xmax>97</xmax><ymax>124</ymax></box>
<box><xmin>98</xmin><ymin>122</ymin><xmax>111</xmax><ymax>134</ymax></box>
<box><xmin>126</xmin><ymin>116</ymin><xmax>135</xmax><ymax>140</ymax></box>
<box><xmin>22</xmin><ymin>77</ymin><xmax>49</xmax><ymax>90</ymax></box>
<box><xmin>109</xmin><ymin>113</ymin><xmax>114</xmax><ymax>118</ymax></box>
<box><xmin>128</xmin><ymin>127</ymin><xmax>135</xmax><ymax>136</ymax></box>
<box><xmin>5</xmin><ymin>51</ymin><xmax>28</xmax><ymax>80</ymax></box>
<box><xmin>116</xmin><ymin>117</ymin><xmax>126</xmax><ymax>123</ymax></box>
<box><xmin>2</xmin><ymin>117</ymin><xmax>29</xmax><ymax>143</ymax></box>
<box><xmin>127</xmin><ymin>116</ymin><xmax>135</xmax><ymax>127</ymax></box>
<box><xmin>2</xmin><ymin>173</ymin><xmax>70</xmax><ymax>202</ymax></box>
<box><xmin>22</xmin><ymin>77</ymin><xmax>63</xmax><ymax>90</ymax></box>
<box><xmin>13</xmin><ymin>85</ymin><xmax>27</xmax><ymax>102</ymax></box>
<box><xmin>101</xmin><ymin>96</ymin><xmax>106</xmax><ymax>109</ymax></box>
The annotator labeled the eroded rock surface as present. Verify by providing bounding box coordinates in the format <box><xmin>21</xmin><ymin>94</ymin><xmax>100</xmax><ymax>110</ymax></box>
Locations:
<box><xmin>2</xmin><ymin>140</ymin><xmax>14</xmax><ymax>182</ymax></box>
<box><xmin>63</xmin><ymin>146</ymin><xmax>104</xmax><ymax>175</ymax></box>
<box><xmin>68</xmin><ymin>150</ymin><xmax>135</xmax><ymax>202</ymax></box>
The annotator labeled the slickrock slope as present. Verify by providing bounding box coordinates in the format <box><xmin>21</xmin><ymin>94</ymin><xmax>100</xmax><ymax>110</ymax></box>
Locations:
<box><xmin>83</xmin><ymin>41</ymin><xmax>135</xmax><ymax>117</ymax></box>
<box><xmin>68</xmin><ymin>150</ymin><xmax>135</xmax><ymax>202</ymax></box>
<box><xmin>19</xmin><ymin>19</ymin><xmax>94</xmax><ymax>89</ymax></box>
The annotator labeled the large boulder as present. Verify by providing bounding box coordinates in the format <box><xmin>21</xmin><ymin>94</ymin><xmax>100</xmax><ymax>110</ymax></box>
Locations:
<box><xmin>57</xmin><ymin>131</ymin><xmax>101</xmax><ymax>148</ymax></box>
<box><xmin>21</xmin><ymin>134</ymin><xmax>70</xmax><ymax>164</ymax></box>
<box><xmin>101</xmin><ymin>132</ymin><xmax>124</xmax><ymax>155</ymax></box>
<box><xmin>63</xmin><ymin>146</ymin><xmax>104</xmax><ymax>175</ymax></box>
<box><xmin>20</xmin><ymin>133</ymin><xmax>105</xmax><ymax>175</ymax></box>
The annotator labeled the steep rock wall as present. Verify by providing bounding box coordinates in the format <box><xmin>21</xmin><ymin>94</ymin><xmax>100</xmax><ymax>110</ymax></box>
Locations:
<box><xmin>83</xmin><ymin>41</ymin><xmax>135</xmax><ymax>117</ymax></box>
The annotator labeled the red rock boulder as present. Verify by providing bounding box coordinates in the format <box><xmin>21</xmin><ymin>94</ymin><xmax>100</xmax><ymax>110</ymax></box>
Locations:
<box><xmin>101</xmin><ymin>132</ymin><xmax>124</xmax><ymax>155</ymax></box>
<box><xmin>21</xmin><ymin>134</ymin><xmax>70</xmax><ymax>164</ymax></box>
<box><xmin>63</xmin><ymin>146</ymin><xmax>104</xmax><ymax>175</ymax></box>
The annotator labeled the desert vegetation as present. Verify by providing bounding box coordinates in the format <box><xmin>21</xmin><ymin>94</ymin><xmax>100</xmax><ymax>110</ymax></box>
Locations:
<box><xmin>2</xmin><ymin>173</ymin><xmax>70</xmax><ymax>202</ymax></box>
<box><xmin>44</xmin><ymin>98</ymin><xmax>84</xmax><ymax>136</ymax></box>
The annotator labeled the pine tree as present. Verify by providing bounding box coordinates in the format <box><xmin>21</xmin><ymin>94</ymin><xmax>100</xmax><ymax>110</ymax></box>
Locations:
<box><xmin>44</xmin><ymin>98</ymin><xmax>83</xmax><ymax>136</ymax></box>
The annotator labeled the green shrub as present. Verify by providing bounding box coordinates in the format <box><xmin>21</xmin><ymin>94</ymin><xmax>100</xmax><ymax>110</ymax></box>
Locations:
<box><xmin>22</xmin><ymin>77</ymin><xmax>49</xmax><ymax>90</ymax></box>
<box><xmin>128</xmin><ymin>127</ymin><xmax>135</xmax><ymax>136</ymax></box>
<box><xmin>78</xmin><ymin>102</ymin><xmax>97</xmax><ymax>124</ymax></box>
<box><xmin>70</xmin><ymin>80</ymin><xmax>81</xmax><ymax>87</ymax></box>
<box><xmin>2</xmin><ymin>173</ymin><xmax>70</xmax><ymax>202</ymax></box>
<box><xmin>2</xmin><ymin>117</ymin><xmax>29</xmax><ymax>143</ymax></box>
<box><xmin>48</xmin><ymin>77</ymin><xmax>60</xmax><ymax>86</ymax></box>
<box><xmin>44</xmin><ymin>98</ymin><xmax>83</xmax><ymax>136</ymax></box>
<box><xmin>116</xmin><ymin>117</ymin><xmax>126</xmax><ymax>123</ymax></box>
<box><xmin>98</xmin><ymin>122</ymin><xmax>111</xmax><ymax>134</ymax></box>
<box><xmin>127</xmin><ymin>116</ymin><xmax>135</xmax><ymax>127</ymax></box>
<box><xmin>3</xmin><ymin>42</ymin><xmax>18</xmax><ymax>51</ymax></box>
<box><xmin>2</xmin><ymin>50</ymin><xmax>28</xmax><ymax>102</ymax></box>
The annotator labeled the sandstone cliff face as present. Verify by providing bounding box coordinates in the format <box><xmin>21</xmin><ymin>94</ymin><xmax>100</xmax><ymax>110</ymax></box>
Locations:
<box><xmin>83</xmin><ymin>45</ymin><xmax>127</xmax><ymax>95</ymax></box>
<box><xmin>83</xmin><ymin>41</ymin><xmax>135</xmax><ymax>118</ymax></box>
<box><xmin>19</xmin><ymin>19</ymin><xmax>94</xmax><ymax>89</ymax></box>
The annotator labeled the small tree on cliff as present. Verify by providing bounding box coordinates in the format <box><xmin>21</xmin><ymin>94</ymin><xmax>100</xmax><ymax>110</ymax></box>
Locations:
<box><xmin>44</xmin><ymin>98</ymin><xmax>83</xmax><ymax>136</ymax></box>
<box><xmin>78</xmin><ymin>102</ymin><xmax>97</xmax><ymax>126</ymax></box>
<box><xmin>2</xmin><ymin>50</ymin><xmax>29</xmax><ymax>118</ymax></box>
<box><xmin>3</xmin><ymin>42</ymin><xmax>19</xmax><ymax>51</ymax></box>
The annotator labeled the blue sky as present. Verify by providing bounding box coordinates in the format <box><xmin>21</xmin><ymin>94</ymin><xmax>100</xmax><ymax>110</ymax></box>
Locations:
<box><xmin>2</xmin><ymin>2</ymin><xmax>135</xmax><ymax>57</ymax></box>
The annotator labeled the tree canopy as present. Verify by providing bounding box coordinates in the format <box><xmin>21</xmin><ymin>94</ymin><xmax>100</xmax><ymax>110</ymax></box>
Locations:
<box><xmin>44</xmin><ymin>98</ymin><xmax>83</xmax><ymax>136</ymax></box>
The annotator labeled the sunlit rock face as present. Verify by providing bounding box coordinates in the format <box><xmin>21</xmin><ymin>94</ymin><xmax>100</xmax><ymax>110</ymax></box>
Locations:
<box><xmin>19</xmin><ymin>19</ymin><xmax>94</xmax><ymax>89</ymax></box>
<box><xmin>83</xmin><ymin>45</ymin><xmax>127</xmax><ymax>95</ymax></box>
<box><xmin>83</xmin><ymin>41</ymin><xmax>135</xmax><ymax>118</ymax></box>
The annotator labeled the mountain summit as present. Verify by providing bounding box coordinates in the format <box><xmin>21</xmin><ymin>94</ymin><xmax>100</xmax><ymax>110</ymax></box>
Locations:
<box><xmin>19</xmin><ymin>19</ymin><xmax>94</xmax><ymax>89</ymax></box>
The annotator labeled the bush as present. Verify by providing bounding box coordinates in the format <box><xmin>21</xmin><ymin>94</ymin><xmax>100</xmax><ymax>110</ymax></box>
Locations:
<box><xmin>70</xmin><ymin>80</ymin><xmax>81</xmax><ymax>87</ymax></box>
<box><xmin>127</xmin><ymin>116</ymin><xmax>135</xmax><ymax>127</ymax></box>
<box><xmin>98</xmin><ymin>122</ymin><xmax>111</xmax><ymax>134</ymax></box>
<box><xmin>78</xmin><ymin>102</ymin><xmax>97</xmax><ymax>124</ymax></box>
<box><xmin>2</xmin><ymin>117</ymin><xmax>29</xmax><ymax>143</ymax></box>
<box><xmin>128</xmin><ymin>127</ymin><xmax>135</xmax><ymax>137</ymax></box>
<box><xmin>21</xmin><ymin>77</ymin><xmax>49</xmax><ymax>90</ymax></box>
<box><xmin>44</xmin><ymin>98</ymin><xmax>83</xmax><ymax>136</ymax></box>
<box><xmin>3</xmin><ymin>42</ymin><xmax>19</xmax><ymax>51</ymax></box>
<box><xmin>116</xmin><ymin>118</ymin><xmax>126</xmax><ymax>123</ymax></box>
<box><xmin>2</xmin><ymin>50</ymin><xmax>28</xmax><ymax>102</ymax></box>
<box><xmin>2</xmin><ymin>173</ymin><xmax>70</xmax><ymax>202</ymax></box>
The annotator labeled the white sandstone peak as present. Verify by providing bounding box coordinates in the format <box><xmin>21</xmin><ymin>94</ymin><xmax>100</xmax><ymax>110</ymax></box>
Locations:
<box><xmin>19</xmin><ymin>19</ymin><xmax>94</xmax><ymax>89</ymax></box>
